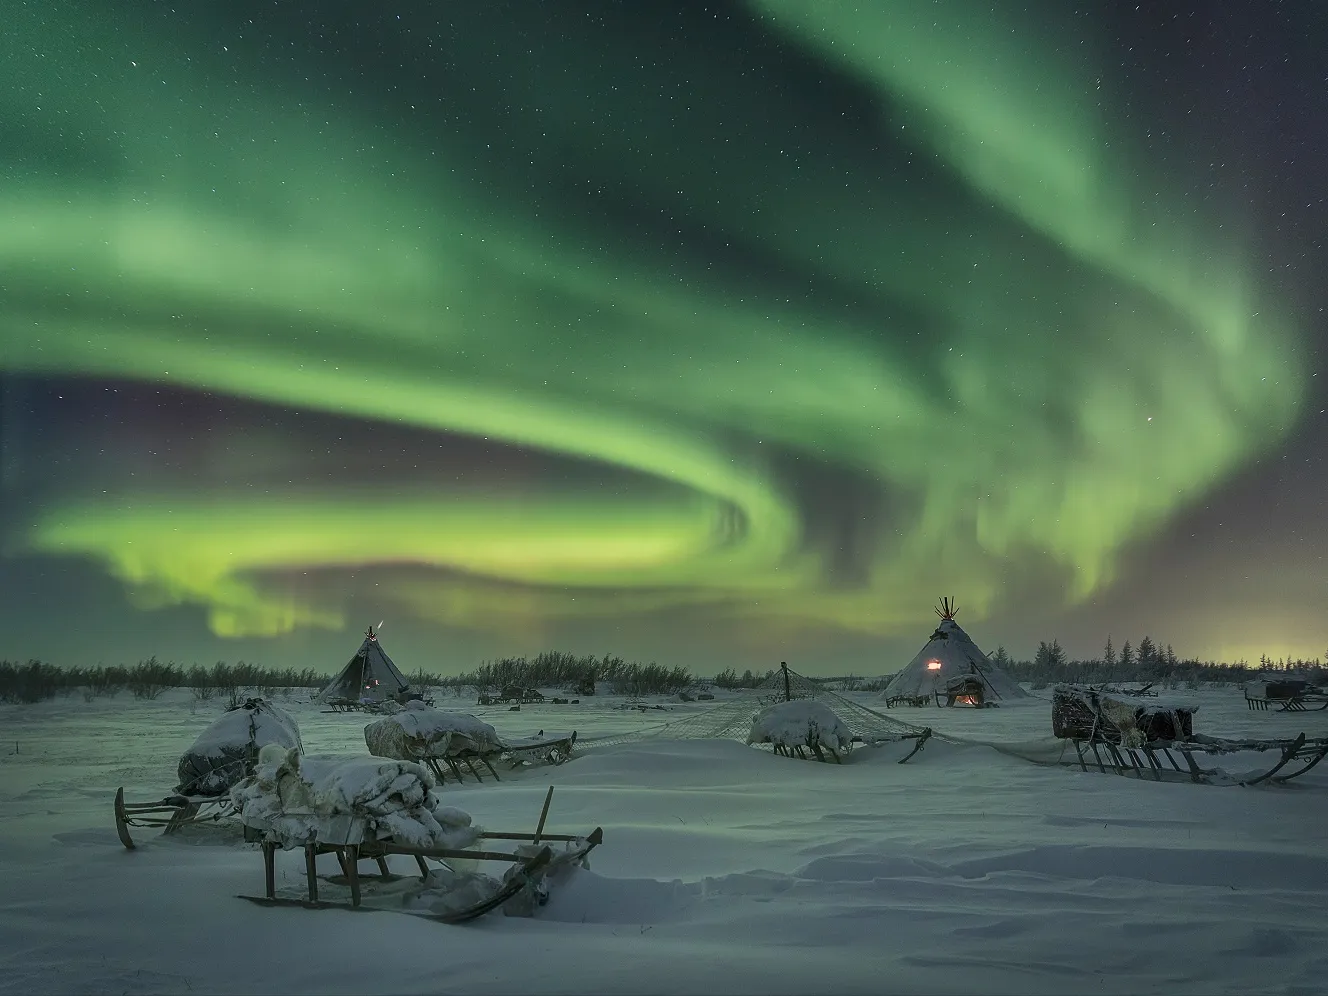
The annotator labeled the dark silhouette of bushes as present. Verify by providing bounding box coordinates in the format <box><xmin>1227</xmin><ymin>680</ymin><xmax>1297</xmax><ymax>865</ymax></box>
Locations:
<box><xmin>713</xmin><ymin>667</ymin><xmax>775</xmax><ymax>689</ymax></box>
<box><xmin>449</xmin><ymin>651</ymin><xmax>693</xmax><ymax>697</ymax></box>
<box><xmin>0</xmin><ymin>660</ymin><xmax>63</xmax><ymax>703</ymax></box>
<box><xmin>0</xmin><ymin>658</ymin><xmax>329</xmax><ymax>703</ymax></box>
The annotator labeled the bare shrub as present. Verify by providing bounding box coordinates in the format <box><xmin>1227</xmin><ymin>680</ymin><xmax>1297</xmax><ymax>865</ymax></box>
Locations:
<box><xmin>0</xmin><ymin>660</ymin><xmax>62</xmax><ymax>703</ymax></box>
<box><xmin>126</xmin><ymin>657</ymin><xmax>179</xmax><ymax>700</ymax></box>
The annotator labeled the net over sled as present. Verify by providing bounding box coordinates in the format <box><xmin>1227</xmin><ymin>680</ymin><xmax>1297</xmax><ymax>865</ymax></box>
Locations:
<box><xmin>113</xmin><ymin>696</ymin><xmax>303</xmax><ymax>848</ymax></box>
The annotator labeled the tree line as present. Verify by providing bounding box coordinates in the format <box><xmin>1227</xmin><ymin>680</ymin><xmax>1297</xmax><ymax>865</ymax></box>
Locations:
<box><xmin>0</xmin><ymin>658</ymin><xmax>327</xmax><ymax>704</ymax></box>
<box><xmin>417</xmin><ymin>651</ymin><xmax>697</xmax><ymax>697</ymax></box>
<box><xmin>991</xmin><ymin>636</ymin><xmax>1326</xmax><ymax>689</ymax></box>
<box><xmin>1</xmin><ymin>649</ymin><xmax>782</xmax><ymax>705</ymax></box>
<box><xmin>5</xmin><ymin>637</ymin><xmax>1324</xmax><ymax>706</ymax></box>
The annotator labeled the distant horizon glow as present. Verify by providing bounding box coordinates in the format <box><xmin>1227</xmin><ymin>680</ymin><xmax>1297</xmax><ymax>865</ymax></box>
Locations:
<box><xmin>0</xmin><ymin>1</ymin><xmax>1321</xmax><ymax>671</ymax></box>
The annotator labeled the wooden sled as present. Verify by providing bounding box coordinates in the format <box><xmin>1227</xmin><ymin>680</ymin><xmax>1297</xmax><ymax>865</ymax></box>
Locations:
<box><xmin>1053</xmin><ymin>685</ymin><xmax>1328</xmax><ymax>787</ymax></box>
<box><xmin>502</xmin><ymin>730</ymin><xmax>577</xmax><ymax>768</ymax></box>
<box><xmin>114</xmin><ymin>786</ymin><xmax>237</xmax><ymax>850</ymax></box>
<box><xmin>405</xmin><ymin>731</ymin><xmax>576</xmax><ymax>785</ymax></box>
<box><xmin>238</xmin><ymin>786</ymin><xmax>603</xmax><ymax>923</ymax></box>
<box><xmin>762</xmin><ymin>728</ymin><xmax>932</xmax><ymax>764</ymax></box>
<box><xmin>1065</xmin><ymin>731</ymin><xmax>1328</xmax><ymax>786</ymax></box>
<box><xmin>416</xmin><ymin>748</ymin><xmax>503</xmax><ymax>785</ymax></box>
<box><xmin>321</xmin><ymin>698</ymin><xmax>411</xmax><ymax>715</ymax></box>
<box><xmin>1245</xmin><ymin>680</ymin><xmax>1328</xmax><ymax>713</ymax></box>
<box><xmin>885</xmin><ymin>694</ymin><xmax>931</xmax><ymax>708</ymax></box>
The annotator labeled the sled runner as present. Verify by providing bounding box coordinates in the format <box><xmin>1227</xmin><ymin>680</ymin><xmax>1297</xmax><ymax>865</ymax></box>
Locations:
<box><xmin>1244</xmin><ymin>679</ymin><xmax>1328</xmax><ymax>713</ymax></box>
<box><xmin>1053</xmin><ymin>685</ymin><xmax>1328</xmax><ymax>786</ymax></box>
<box><xmin>114</xmin><ymin>786</ymin><xmax>239</xmax><ymax>849</ymax></box>
<box><xmin>238</xmin><ymin>785</ymin><xmax>603</xmax><ymax>923</ymax></box>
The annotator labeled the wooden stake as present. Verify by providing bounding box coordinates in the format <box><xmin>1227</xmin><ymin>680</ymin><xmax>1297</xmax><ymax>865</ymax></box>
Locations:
<box><xmin>304</xmin><ymin>840</ymin><xmax>319</xmax><ymax>904</ymax></box>
<box><xmin>533</xmin><ymin>785</ymin><xmax>554</xmax><ymax>845</ymax></box>
<box><xmin>346</xmin><ymin>844</ymin><xmax>361</xmax><ymax>907</ymax></box>
<box><xmin>262</xmin><ymin>841</ymin><xmax>276</xmax><ymax>899</ymax></box>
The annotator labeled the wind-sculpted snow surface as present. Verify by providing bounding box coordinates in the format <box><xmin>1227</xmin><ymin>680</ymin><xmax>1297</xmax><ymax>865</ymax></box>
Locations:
<box><xmin>1</xmin><ymin>687</ymin><xmax>1326</xmax><ymax>994</ymax></box>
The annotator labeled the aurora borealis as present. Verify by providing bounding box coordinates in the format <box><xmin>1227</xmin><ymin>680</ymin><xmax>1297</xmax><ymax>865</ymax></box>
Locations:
<box><xmin>2</xmin><ymin>2</ymin><xmax>1325</xmax><ymax>671</ymax></box>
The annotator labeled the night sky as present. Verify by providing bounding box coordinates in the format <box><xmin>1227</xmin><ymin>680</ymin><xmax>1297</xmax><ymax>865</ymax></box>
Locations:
<box><xmin>2</xmin><ymin>1</ymin><xmax>1325</xmax><ymax>674</ymax></box>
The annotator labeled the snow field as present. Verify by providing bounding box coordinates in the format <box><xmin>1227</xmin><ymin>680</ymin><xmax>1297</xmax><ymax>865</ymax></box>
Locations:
<box><xmin>1</xmin><ymin>686</ymin><xmax>1325</xmax><ymax>995</ymax></box>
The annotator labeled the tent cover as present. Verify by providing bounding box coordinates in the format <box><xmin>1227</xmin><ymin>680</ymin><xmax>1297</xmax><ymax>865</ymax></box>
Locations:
<box><xmin>318</xmin><ymin>626</ymin><xmax>413</xmax><ymax>704</ymax></box>
<box><xmin>882</xmin><ymin>615</ymin><xmax>1028</xmax><ymax>702</ymax></box>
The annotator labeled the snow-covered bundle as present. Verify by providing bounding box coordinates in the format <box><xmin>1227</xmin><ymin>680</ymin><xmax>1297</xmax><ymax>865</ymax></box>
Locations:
<box><xmin>1052</xmin><ymin>685</ymin><xmax>1197</xmax><ymax>746</ymax></box>
<box><xmin>230</xmin><ymin>745</ymin><xmax>480</xmax><ymax>850</ymax></box>
<box><xmin>175</xmin><ymin>697</ymin><xmax>303</xmax><ymax>797</ymax></box>
<box><xmin>747</xmin><ymin>700</ymin><xmax>853</xmax><ymax>753</ymax></box>
<box><xmin>364</xmin><ymin>702</ymin><xmax>503</xmax><ymax>762</ymax></box>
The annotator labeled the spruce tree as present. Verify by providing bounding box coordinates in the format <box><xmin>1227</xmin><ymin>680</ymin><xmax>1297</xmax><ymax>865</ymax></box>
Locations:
<box><xmin>1050</xmin><ymin>639</ymin><xmax>1067</xmax><ymax>667</ymax></box>
<box><xmin>1137</xmin><ymin>636</ymin><xmax>1156</xmax><ymax>669</ymax></box>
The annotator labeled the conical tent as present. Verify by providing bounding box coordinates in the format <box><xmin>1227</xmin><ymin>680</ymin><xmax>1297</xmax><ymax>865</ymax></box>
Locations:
<box><xmin>318</xmin><ymin>626</ymin><xmax>413</xmax><ymax>704</ymax></box>
<box><xmin>882</xmin><ymin>599</ymin><xmax>1028</xmax><ymax>703</ymax></box>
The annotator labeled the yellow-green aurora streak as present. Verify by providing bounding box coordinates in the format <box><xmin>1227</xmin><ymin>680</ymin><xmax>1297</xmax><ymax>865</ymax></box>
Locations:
<box><xmin>0</xmin><ymin>1</ymin><xmax>1304</xmax><ymax>641</ymax></box>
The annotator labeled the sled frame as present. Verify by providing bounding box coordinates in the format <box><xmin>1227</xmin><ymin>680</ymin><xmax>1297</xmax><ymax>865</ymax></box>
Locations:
<box><xmin>114</xmin><ymin>787</ymin><xmax>237</xmax><ymax>850</ymax></box>
<box><xmin>238</xmin><ymin>786</ymin><xmax>602</xmax><ymax>923</ymax></box>
<box><xmin>1067</xmin><ymin>731</ymin><xmax>1328</xmax><ymax>786</ymax></box>
<box><xmin>416</xmin><ymin>749</ymin><xmax>503</xmax><ymax>785</ymax></box>
<box><xmin>502</xmin><ymin>730</ymin><xmax>578</xmax><ymax>769</ymax></box>
<box><xmin>764</xmin><ymin>727</ymin><xmax>932</xmax><ymax>765</ymax></box>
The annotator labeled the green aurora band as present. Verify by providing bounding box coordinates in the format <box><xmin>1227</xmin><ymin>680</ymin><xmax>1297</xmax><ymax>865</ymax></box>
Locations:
<box><xmin>0</xmin><ymin>2</ymin><xmax>1304</xmax><ymax>642</ymax></box>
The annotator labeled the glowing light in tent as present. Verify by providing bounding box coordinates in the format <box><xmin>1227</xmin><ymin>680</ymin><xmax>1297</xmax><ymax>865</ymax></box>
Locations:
<box><xmin>926</xmin><ymin>660</ymin><xmax>942</xmax><ymax>670</ymax></box>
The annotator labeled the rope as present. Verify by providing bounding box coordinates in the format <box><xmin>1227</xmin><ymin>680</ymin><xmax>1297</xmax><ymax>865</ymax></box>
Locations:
<box><xmin>573</xmin><ymin>668</ymin><xmax>936</xmax><ymax>753</ymax></box>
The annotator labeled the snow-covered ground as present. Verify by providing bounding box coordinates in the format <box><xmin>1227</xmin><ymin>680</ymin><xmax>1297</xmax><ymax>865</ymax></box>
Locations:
<box><xmin>1</xmin><ymin>686</ymin><xmax>1326</xmax><ymax>995</ymax></box>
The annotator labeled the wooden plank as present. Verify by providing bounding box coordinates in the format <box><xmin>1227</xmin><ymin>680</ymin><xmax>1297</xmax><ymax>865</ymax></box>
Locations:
<box><xmin>533</xmin><ymin>786</ymin><xmax>554</xmax><ymax>845</ymax></box>
<box><xmin>479</xmin><ymin>831</ymin><xmax>583</xmax><ymax>842</ymax></box>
